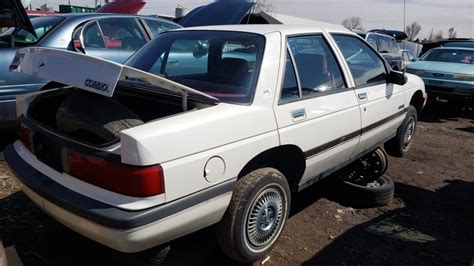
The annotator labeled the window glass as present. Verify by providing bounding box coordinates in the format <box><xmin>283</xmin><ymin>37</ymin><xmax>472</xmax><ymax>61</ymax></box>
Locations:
<box><xmin>367</xmin><ymin>34</ymin><xmax>378</xmax><ymax>50</ymax></box>
<box><xmin>332</xmin><ymin>34</ymin><xmax>386</xmax><ymax>87</ymax></box>
<box><xmin>377</xmin><ymin>35</ymin><xmax>400</xmax><ymax>54</ymax></box>
<box><xmin>83</xmin><ymin>22</ymin><xmax>105</xmax><ymax>48</ymax></box>
<box><xmin>402</xmin><ymin>51</ymin><xmax>410</xmax><ymax>61</ymax></box>
<box><xmin>98</xmin><ymin>18</ymin><xmax>146</xmax><ymax>50</ymax></box>
<box><xmin>1</xmin><ymin>16</ymin><xmax>65</xmax><ymax>44</ymax></box>
<box><xmin>281</xmin><ymin>52</ymin><xmax>299</xmax><ymax>100</ymax></box>
<box><xmin>127</xmin><ymin>31</ymin><xmax>265</xmax><ymax>104</ymax></box>
<box><xmin>287</xmin><ymin>36</ymin><xmax>346</xmax><ymax>96</ymax></box>
<box><xmin>144</xmin><ymin>19</ymin><xmax>179</xmax><ymax>38</ymax></box>
<box><xmin>422</xmin><ymin>48</ymin><xmax>473</xmax><ymax>64</ymax></box>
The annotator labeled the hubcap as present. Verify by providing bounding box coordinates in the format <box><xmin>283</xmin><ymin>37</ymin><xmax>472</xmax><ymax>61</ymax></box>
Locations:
<box><xmin>246</xmin><ymin>188</ymin><xmax>284</xmax><ymax>247</ymax></box>
<box><xmin>403</xmin><ymin>118</ymin><xmax>416</xmax><ymax>146</ymax></box>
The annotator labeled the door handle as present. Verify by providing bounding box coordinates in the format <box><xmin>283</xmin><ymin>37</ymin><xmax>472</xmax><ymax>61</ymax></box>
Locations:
<box><xmin>358</xmin><ymin>93</ymin><xmax>367</xmax><ymax>100</ymax></box>
<box><xmin>291</xmin><ymin>108</ymin><xmax>306</xmax><ymax>122</ymax></box>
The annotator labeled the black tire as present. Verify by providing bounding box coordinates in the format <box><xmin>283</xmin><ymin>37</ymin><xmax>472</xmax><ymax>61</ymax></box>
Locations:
<box><xmin>56</xmin><ymin>91</ymin><xmax>143</xmax><ymax>143</ymax></box>
<box><xmin>216</xmin><ymin>168</ymin><xmax>291</xmax><ymax>263</ymax></box>
<box><xmin>341</xmin><ymin>175</ymin><xmax>394</xmax><ymax>207</ymax></box>
<box><xmin>384</xmin><ymin>105</ymin><xmax>417</xmax><ymax>158</ymax></box>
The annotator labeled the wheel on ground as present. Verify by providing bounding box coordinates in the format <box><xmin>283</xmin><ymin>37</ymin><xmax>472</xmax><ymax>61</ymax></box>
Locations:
<box><xmin>56</xmin><ymin>91</ymin><xmax>143</xmax><ymax>143</ymax></box>
<box><xmin>216</xmin><ymin>167</ymin><xmax>291</xmax><ymax>263</ymax></box>
<box><xmin>384</xmin><ymin>105</ymin><xmax>417</xmax><ymax>157</ymax></box>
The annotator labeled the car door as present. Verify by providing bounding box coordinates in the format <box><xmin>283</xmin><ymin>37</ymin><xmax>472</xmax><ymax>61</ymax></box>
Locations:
<box><xmin>75</xmin><ymin>17</ymin><xmax>148</xmax><ymax>64</ymax></box>
<box><xmin>331</xmin><ymin>34</ymin><xmax>405</xmax><ymax>157</ymax></box>
<box><xmin>273</xmin><ymin>34</ymin><xmax>361</xmax><ymax>188</ymax></box>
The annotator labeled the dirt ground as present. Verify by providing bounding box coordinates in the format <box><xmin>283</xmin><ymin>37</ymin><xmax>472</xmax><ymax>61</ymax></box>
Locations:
<box><xmin>0</xmin><ymin>101</ymin><xmax>473</xmax><ymax>266</ymax></box>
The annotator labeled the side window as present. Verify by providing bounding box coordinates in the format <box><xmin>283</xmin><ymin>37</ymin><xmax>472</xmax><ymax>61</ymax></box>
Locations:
<box><xmin>332</xmin><ymin>35</ymin><xmax>387</xmax><ymax>87</ymax></box>
<box><xmin>367</xmin><ymin>34</ymin><xmax>378</xmax><ymax>50</ymax></box>
<box><xmin>280</xmin><ymin>51</ymin><xmax>299</xmax><ymax>100</ymax></box>
<box><xmin>287</xmin><ymin>35</ymin><xmax>346</xmax><ymax>97</ymax></box>
<box><xmin>144</xmin><ymin>19</ymin><xmax>179</xmax><ymax>38</ymax></box>
<box><xmin>98</xmin><ymin>18</ymin><xmax>147</xmax><ymax>50</ymax></box>
<box><xmin>82</xmin><ymin>22</ymin><xmax>105</xmax><ymax>48</ymax></box>
<box><xmin>402</xmin><ymin>51</ymin><xmax>409</xmax><ymax>61</ymax></box>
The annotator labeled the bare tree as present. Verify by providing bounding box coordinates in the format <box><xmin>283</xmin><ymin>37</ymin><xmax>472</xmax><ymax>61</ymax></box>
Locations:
<box><xmin>253</xmin><ymin>0</ymin><xmax>273</xmax><ymax>13</ymax></box>
<box><xmin>448</xmin><ymin>27</ymin><xmax>457</xmax><ymax>38</ymax></box>
<box><xmin>405</xmin><ymin>21</ymin><xmax>422</xmax><ymax>41</ymax></box>
<box><xmin>341</xmin><ymin>16</ymin><xmax>364</xmax><ymax>31</ymax></box>
<box><xmin>434</xmin><ymin>30</ymin><xmax>444</xmax><ymax>42</ymax></box>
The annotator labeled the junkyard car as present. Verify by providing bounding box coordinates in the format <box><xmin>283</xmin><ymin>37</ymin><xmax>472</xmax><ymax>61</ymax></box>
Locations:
<box><xmin>355</xmin><ymin>31</ymin><xmax>404</xmax><ymax>70</ymax></box>
<box><xmin>5</xmin><ymin>25</ymin><xmax>426</xmax><ymax>262</ymax></box>
<box><xmin>0</xmin><ymin>0</ymin><xmax>180</xmax><ymax>128</ymax></box>
<box><xmin>406</xmin><ymin>47</ymin><xmax>473</xmax><ymax>100</ymax></box>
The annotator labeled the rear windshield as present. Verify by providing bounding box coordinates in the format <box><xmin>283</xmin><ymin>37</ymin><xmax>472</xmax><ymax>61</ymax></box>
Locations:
<box><xmin>126</xmin><ymin>30</ymin><xmax>265</xmax><ymax>104</ymax></box>
<box><xmin>377</xmin><ymin>35</ymin><xmax>400</xmax><ymax>54</ymax></box>
<box><xmin>422</xmin><ymin>49</ymin><xmax>473</xmax><ymax>64</ymax></box>
<box><xmin>0</xmin><ymin>16</ymin><xmax>65</xmax><ymax>44</ymax></box>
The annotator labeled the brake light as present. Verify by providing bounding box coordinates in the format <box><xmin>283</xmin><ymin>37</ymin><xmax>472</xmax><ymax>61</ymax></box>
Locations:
<box><xmin>67</xmin><ymin>150</ymin><xmax>164</xmax><ymax>197</ymax></box>
<box><xmin>18</xmin><ymin>122</ymin><xmax>32</xmax><ymax>152</ymax></box>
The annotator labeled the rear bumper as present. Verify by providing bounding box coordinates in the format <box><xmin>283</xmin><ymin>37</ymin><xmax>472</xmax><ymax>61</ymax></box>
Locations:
<box><xmin>4</xmin><ymin>143</ymin><xmax>234</xmax><ymax>252</ymax></box>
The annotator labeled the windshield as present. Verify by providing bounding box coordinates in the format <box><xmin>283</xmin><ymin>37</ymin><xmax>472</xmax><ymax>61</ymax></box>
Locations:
<box><xmin>422</xmin><ymin>49</ymin><xmax>473</xmax><ymax>64</ymax></box>
<box><xmin>0</xmin><ymin>16</ymin><xmax>65</xmax><ymax>44</ymax></box>
<box><xmin>127</xmin><ymin>30</ymin><xmax>265</xmax><ymax>104</ymax></box>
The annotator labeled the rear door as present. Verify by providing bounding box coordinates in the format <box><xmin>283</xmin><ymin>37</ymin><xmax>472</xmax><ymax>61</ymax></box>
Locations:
<box><xmin>75</xmin><ymin>17</ymin><xmax>148</xmax><ymax>63</ymax></box>
<box><xmin>273</xmin><ymin>34</ymin><xmax>361</xmax><ymax>188</ymax></box>
<box><xmin>331</xmin><ymin>34</ymin><xmax>405</xmax><ymax>157</ymax></box>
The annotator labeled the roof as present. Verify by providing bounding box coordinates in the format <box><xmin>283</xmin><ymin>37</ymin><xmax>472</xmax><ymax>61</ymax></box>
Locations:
<box><xmin>431</xmin><ymin>46</ymin><xmax>474</xmax><ymax>51</ymax></box>
<box><xmin>174</xmin><ymin>24</ymin><xmax>352</xmax><ymax>36</ymax></box>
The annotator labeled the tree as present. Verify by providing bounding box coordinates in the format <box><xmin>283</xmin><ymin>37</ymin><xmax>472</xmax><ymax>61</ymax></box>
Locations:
<box><xmin>405</xmin><ymin>21</ymin><xmax>422</xmax><ymax>41</ymax></box>
<box><xmin>448</xmin><ymin>27</ymin><xmax>457</xmax><ymax>39</ymax></box>
<box><xmin>434</xmin><ymin>30</ymin><xmax>444</xmax><ymax>42</ymax></box>
<box><xmin>253</xmin><ymin>0</ymin><xmax>273</xmax><ymax>12</ymax></box>
<box><xmin>341</xmin><ymin>16</ymin><xmax>364</xmax><ymax>31</ymax></box>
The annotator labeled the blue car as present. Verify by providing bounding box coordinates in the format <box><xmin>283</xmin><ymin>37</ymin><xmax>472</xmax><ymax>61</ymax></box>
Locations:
<box><xmin>0</xmin><ymin>2</ymin><xmax>180</xmax><ymax>129</ymax></box>
<box><xmin>406</xmin><ymin>47</ymin><xmax>474</xmax><ymax>100</ymax></box>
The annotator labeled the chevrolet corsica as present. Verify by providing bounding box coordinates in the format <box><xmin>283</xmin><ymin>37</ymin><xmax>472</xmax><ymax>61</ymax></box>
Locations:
<box><xmin>5</xmin><ymin>25</ymin><xmax>426</xmax><ymax>262</ymax></box>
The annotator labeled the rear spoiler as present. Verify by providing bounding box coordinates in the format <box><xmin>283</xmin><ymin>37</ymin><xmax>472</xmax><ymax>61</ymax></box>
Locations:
<box><xmin>9</xmin><ymin>47</ymin><xmax>219</xmax><ymax>105</ymax></box>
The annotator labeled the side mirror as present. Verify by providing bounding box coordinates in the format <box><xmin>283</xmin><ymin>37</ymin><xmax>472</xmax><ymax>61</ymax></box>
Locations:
<box><xmin>387</xmin><ymin>70</ymin><xmax>408</xmax><ymax>85</ymax></box>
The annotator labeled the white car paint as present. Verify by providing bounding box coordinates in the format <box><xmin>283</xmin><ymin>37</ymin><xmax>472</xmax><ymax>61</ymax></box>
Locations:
<box><xmin>7</xmin><ymin>24</ymin><xmax>426</xmax><ymax>253</ymax></box>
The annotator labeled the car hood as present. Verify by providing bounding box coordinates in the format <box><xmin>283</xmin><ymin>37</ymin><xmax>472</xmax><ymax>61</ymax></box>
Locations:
<box><xmin>9</xmin><ymin>47</ymin><xmax>220</xmax><ymax>103</ymax></box>
<box><xmin>0</xmin><ymin>0</ymin><xmax>35</xmax><ymax>36</ymax></box>
<box><xmin>407</xmin><ymin>61</ymin><xmax>474</xmax><ymax>75</ymax></box>
<box><xmin>178</xmin><ymin>1</ymin><xmax>255</xmax><ymax>27</ymax></box>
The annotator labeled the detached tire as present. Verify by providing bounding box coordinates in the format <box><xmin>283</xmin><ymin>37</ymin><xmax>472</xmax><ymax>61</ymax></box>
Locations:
<box><xmin>56</xmin><ymin>91</ymin><xmax>143</xmax><ymax>143</ymax></box>
<box><xmin>216</xmin><ymin>168</ymin><xmax>291</xmax><ymax>263</ymax></box>
<box><xmin>384</xmin><ymin>105</ymin><xmax>417</xmax><ymax>157</ymax></box>
<box><xmin>340</xmin><ymin>175</ymin><xmax>394</xmax><ymax>207</ymax></box>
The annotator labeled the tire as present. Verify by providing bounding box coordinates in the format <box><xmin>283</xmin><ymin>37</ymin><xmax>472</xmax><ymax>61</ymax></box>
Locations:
<box><xmin>56</xmin><ymin>91</ymin><xmax>143</xmax><ymax>143</ymax></box>
<box><xmin>216</xmin><ymin>168</ymin><xmax>291</xmax><ymax>263</ymax></box>
<box><xmin>384</xmin><ymin>105</ymin><xmax>417</xmax><ymax>158</ymax></box>
<box><xmin>341</xmin><ymin>175</ymin><xmax>394</xmax><ymax>207</ymax></box>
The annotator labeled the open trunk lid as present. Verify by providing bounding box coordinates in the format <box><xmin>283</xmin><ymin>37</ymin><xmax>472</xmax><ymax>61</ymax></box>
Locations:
<box><xmin>9</xmin><ymin>47</ymin><xmax>219</xmax><ymax>103</ymax></box>
<box><xmin>178</xmin><ymin>1</ymin><xmax>255</xmax><ymax>27</ymax></box>
<box><xmin>0</xmin><ymin>0</ymin><xmax>35</xmax><ymax>37</ymax></box>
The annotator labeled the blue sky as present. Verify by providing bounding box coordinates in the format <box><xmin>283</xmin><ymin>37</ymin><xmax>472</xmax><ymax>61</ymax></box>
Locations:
<box><xmin>26</xmin><ymin>0</ymin><xmax>473</xmax><ymax>38</ymax></box>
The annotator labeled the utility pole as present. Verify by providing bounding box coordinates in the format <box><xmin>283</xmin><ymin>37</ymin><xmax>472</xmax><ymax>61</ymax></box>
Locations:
<box><xmin>403</xmin><ymin>0</ymin><xmax>406</xmax><ymax>32</ymax></box>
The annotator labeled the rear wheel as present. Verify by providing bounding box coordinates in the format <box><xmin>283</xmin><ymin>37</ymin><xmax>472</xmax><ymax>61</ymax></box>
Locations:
<box><xmin>385</xmin><ymin>105</ymin><xmax>417</xmax><ymax>157</ymax></box>
<box><xmin>216</xmin><ymin>168</ymin><xmax>290</xmax><ymax>263</ymax></box>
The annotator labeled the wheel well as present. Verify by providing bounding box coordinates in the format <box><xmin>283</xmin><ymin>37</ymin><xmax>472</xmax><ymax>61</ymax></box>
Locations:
<box><xmin>410</xmin><ymin>90</ymin><xmax>424</xmax><ymax>114</ymax></box>
<box><xmin>238</xmin><ymin>145</ymin><xmax>306</xmax><ymax>191</ymax></box>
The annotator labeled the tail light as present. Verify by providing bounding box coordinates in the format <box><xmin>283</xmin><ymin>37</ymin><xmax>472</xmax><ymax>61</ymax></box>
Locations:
<box><xmin>66</xmin><ymin>150</ymin><xmax>164</xmax><ymax>197</ymax></box>
<box><xmin>18</xmin><ymin>122</ymin><xmax>33</xmax><ymax>152</ymax></box>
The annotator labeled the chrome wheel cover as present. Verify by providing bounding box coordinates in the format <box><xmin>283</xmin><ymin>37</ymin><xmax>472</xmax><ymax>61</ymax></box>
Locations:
<box><xmin>403</xmin><ymin>118</ymin><xmax>416</xmax><ymax>147</ymax></box>
<box><xmin>246</xmin><ymin>187</ymin><xmax>284</xmax><ymax>248</ymax></box>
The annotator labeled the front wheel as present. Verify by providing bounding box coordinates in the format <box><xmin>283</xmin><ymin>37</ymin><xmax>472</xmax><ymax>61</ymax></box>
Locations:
<box><xmin>385</xmin><ymin>105</ymin><xmax>417</xmax><ymax>157</ymax></box>
<box><xmin>216</xmin><ymin>168</ymin><xmax>290</xmax><ymax>263</ymax></box>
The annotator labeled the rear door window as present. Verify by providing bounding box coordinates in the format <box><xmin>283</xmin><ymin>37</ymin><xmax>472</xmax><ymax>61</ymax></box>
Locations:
<box><xmin>143</xmin><ymin>19</ymin><xmax>179</xmax><ymax>38</ymax></box>
<box><xmin>98</xmin><ymin>18</ymin><xmax>147</xmax><ymax>50</ymax></box>
<box><xmin>287</xmin><ymin>35</ymin><xmax>346</xmax><ymax>97</ymax></box>
<box><xmin>82</xmin><ymin>22</ymin><xmax>105</xmax><ymax>48</ymax></box>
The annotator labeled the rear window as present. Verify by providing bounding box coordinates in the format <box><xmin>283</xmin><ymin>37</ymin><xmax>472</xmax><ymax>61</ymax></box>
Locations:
<box><xmin>1</xmin><ymin>16</ymin><xmax>65</xmax><ymax>44</ymax></box>
<box><xmin>377</xmin><ymin>35</ymin><xmax>400</xmax><ymax>54</ymax></box>
<box><xmin>127</xmin><ymin>31</ymin><xmax>265</xmax><ymax>104</ymax></box>
<box><xmin>422</xmin><ymin>49</ymin><xmax>473</xmax><ymax>64</ymax></box>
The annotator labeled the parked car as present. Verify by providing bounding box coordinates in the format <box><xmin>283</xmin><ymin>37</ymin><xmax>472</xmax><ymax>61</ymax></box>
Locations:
<box><xmin>420</xmin><ymin>38</ymin><xmax>474</xmax><ymax>56</ymax></box>
<box><xmin>401</xmin><ymin>49</ymin><xmax>417</xmax><ymax>69</ymax></box>
<box><xmin>355</xmin><ymin>31</ymin><xmax>404</xmax><ymax>70</ymax></box>
<box><xmin>0</xmin><ymin>1</ymin><xmax>180</xmax><ymax>129</ymax></box>
<box><xmin>406</xmin><ymin>47</ymin><xmax>473</xmax><ymax>100</ymax></box>
<box><xmin>5</xmin><ymin>24</ymin><xmax>426</xmax><ymax>262</ymax></box>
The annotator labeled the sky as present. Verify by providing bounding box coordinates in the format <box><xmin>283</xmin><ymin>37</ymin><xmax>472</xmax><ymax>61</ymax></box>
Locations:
<box><xmin>27</xmin><ymin>0</ymin><xmax>473</xmax><ymax>38</ymax></box>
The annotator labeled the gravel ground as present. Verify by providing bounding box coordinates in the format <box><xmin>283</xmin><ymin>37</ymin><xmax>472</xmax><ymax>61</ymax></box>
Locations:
<box><xmin>0</xmin><ymin>101</ymin><xmax>473</xmax><ymax>265</ymax></box>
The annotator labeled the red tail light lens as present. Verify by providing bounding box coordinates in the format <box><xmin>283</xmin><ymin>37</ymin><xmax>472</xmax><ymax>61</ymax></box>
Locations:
<box><xmin>67</xmin><ymin>150</ymin><xmax>164</xmax><ymax>197</ymax></box>
<box><xmin>18</xmin><ymin>122</ymin><xmax>32</xmax><ymax>152</ymax></box>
